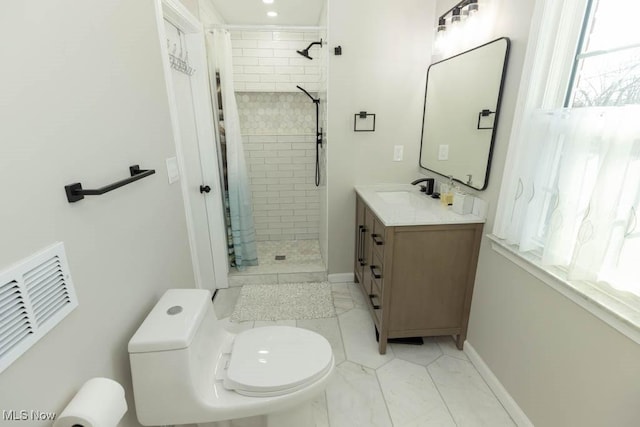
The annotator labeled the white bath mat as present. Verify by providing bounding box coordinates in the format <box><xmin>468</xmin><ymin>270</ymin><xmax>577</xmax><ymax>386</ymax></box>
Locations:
<box><xmin>231</xmin><ymin>282</ymin><xmax>335</xmax><ymax>321</ymax></box>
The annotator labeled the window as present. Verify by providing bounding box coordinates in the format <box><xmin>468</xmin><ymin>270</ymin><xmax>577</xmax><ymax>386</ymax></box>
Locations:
<box><xmin>566</xmin><ymin>0</ymin><xmax>640</xmax><ymax>108</ymax></box>
<box><xmin>493</xmin><ymin>0</ymin><xmax>640</xmax><ymax>336</ymax></box>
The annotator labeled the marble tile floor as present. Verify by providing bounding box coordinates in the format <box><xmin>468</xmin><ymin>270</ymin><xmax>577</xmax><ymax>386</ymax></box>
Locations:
<box><xmin>228</xmin><ymin>240</ymin><xmax>327</xmax><ymax>286</ymax></box>
<box><xmin>213</xmin><ymin>282</ymin><xmax>516</xmax><ymax>427</ymax></box>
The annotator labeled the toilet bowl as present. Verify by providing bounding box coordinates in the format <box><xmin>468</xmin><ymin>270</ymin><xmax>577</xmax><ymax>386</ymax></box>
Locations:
<box><xmin>128</xmin><ymin>288</ymin><xmax>334</xmax><ymax>426</ymax></box>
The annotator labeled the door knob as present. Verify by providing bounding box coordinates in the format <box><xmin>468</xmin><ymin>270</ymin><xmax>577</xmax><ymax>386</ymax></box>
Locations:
<box><xmin>199</xmin><ymin>185</ymin><xmax>211</xmax><ymax>194</ymax></box>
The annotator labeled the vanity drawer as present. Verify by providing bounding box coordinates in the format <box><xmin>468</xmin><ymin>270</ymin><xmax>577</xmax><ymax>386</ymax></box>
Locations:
<box><xmin>371</xmin><ymin>216</ymin><xmax>385</xmax><ymax>259</ymax></box>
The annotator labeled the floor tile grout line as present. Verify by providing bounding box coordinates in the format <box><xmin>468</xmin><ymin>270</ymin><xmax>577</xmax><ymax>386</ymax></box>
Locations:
<box><xmin>323</xmin><ymin>390</ymin><xmax>332</xmax><ymax>427</ymax></box>
<box><xmin>373</xmin><ymin>355</ymin><xmax>396</xmax><ymax>372</ymax></box>
<box><xmin>336</xmin><ymin>284</ymin><xmax>396</xmax><ymax>426</ymax></box>
<box><xmin>424</xmin><ymin>359</ymin><xmax>460</xmax><ymax>427</ymax></box>
<box><xmin>374</xmin><ymin>364</ymin><xmax>397</xmax><ymax>426</ymax></box>
<box><xmin>335</xmin><ymin>307</ymin><xmax>352</xmax><ymax>366</ymax></box>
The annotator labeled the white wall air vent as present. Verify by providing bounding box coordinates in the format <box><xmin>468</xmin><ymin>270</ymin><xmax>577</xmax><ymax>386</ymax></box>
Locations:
<box><xmin>0</xmin><ymin>242</ymin><xmax>78</xmax><ymax>374</ymax></box>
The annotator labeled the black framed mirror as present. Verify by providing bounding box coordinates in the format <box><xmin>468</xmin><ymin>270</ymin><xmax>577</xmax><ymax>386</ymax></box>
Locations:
<box><xmin>419</xmin><ymin>37</ymin><xmax>510</xmax><ymax>190</ymax></box>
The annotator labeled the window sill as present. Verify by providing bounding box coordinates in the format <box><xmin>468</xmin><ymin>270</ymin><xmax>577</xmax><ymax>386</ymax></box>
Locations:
<box><xmin>487</xmin><ymin>234</ymin><xmax>640</xmax><ymax>345</ymax></box>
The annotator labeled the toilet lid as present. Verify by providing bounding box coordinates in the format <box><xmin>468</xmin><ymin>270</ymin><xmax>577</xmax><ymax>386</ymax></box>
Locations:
<box><xmin>224</xmin><ymin>326</ymin><xmax>333</xmax><ymax>396</ymax></box>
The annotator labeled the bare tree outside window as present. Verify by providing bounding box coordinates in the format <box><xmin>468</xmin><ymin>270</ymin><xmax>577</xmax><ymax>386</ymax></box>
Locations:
<box><xmin>567</xmin><ymin>0</ymin><xmax>640</xmax><ymax>107</ymax></box>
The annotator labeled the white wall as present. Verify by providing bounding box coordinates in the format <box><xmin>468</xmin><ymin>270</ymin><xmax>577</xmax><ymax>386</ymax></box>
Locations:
<box><xmin>326</xmin><ymin>0</ymin><xmax>434</xmax><ymax>274</ymax></box>
<box><xmin>434</xmin><ymin>1</ymin><xmax>640</xmax><ymax>425</ymax></box>
<box><xmin>0</xmin><ymin>1</ymin><xmax>194</xmax><ymax>426</ymax></box>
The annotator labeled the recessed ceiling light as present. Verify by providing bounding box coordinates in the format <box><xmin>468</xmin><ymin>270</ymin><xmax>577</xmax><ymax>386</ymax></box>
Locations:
<box><xmin>262</xmin><ymin>0</ymin><xmax>274</xmax><ymax>4</ymax></box>
<box><xmin>267</xmin><ymin>11</ymin><xmax>278</xmax><ymax>17</ymax></box>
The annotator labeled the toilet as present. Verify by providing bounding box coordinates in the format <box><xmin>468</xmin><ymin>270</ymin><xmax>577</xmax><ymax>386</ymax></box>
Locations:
<box><xmin>128</xmin><ymin>288</ymin><xmax>334</xmax><ymax>427</ymax></box>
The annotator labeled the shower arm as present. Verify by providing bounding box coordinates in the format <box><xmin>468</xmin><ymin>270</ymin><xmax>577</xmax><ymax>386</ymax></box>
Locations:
<box><xmin>296</xmin><ymin>85</ymin><xmax>319</xmax><ymax>104</ymax></box>
<box><xmin>303</xmin><ymin>41</ymin><xmax>323</xmax><ymax>51</ymax></box>
<box><xmin>296</xmin><ymin>85</ymin><xmax>322</xmax><ymax>144</ymax></box>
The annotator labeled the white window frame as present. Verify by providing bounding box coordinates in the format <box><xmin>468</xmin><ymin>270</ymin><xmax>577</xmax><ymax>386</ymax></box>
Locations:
<box><xmin>491</xmin><ymin>0</ymin><xmax>640</xmax><ymax>344</ymax></box>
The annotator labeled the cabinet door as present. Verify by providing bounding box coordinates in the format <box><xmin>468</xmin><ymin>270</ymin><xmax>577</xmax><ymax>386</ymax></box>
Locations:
<box><xmin>388</xmin><ymin>225</ymin><xmax>478</xmax><ymax>331</ymax></box>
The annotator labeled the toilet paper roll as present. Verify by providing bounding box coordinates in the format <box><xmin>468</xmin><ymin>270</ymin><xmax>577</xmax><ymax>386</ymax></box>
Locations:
<box><xmin>53</xmin><ymin>377</ymin><xmax>127</xmax><ymax>427</ymax></box>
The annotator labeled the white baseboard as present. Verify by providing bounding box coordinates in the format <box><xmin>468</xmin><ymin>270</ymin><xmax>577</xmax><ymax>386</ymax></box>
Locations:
<box><xmin>328</xmin><ymin>273</ymin><xmax>354</xmax><ymax>283</ymax></box>
<box><xmin>464</xmin><ymin>341</ymin><xmax>533</xmax><ymax>427</ymax></box>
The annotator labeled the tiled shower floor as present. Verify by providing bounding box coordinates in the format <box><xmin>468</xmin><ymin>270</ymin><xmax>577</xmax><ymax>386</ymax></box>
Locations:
<box><xmin>228</xmin><ymin>239</ymin><xmax>327</xmax><ymax>286</ymax></box>
<box><xmin>257</xmin><ymin>240</ymin><xmax>322</xmax><ymax>265</ymax></box>
<box><xmin>213</xmin><ymin>282</ymin><xmax>516</xmax><ymax>427</ymax></box>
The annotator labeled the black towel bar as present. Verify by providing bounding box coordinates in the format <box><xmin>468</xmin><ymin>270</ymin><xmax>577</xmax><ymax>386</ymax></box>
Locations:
<box><xmin>64</xmin><ymin>165</ymin><xmax>155</xmax><ymax>203</ymax></box>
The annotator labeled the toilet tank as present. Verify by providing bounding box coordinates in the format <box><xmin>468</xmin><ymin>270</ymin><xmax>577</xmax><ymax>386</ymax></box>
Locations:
<box><xmin>128</xmin><ymin>288</ymin><xmax>211</xmax><ymax>354</ymax></box>
<box><xmin>128</xmin><ymin>288</ymin><xmax>219</xmax><ymax>426</ymax></box>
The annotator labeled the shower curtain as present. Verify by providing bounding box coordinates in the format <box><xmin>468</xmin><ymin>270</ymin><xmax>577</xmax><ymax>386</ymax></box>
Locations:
<box><xmin>206</xmin><ymin>30</ymin><xmax>258</xmax><ymax>270</ymax></box>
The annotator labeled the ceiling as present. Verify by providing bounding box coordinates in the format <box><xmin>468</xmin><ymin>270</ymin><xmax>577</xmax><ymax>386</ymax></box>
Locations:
<box><xmin>210</xmin><ymin>0</ymin><xmax>325</xmax><ymax>26</ymax></box>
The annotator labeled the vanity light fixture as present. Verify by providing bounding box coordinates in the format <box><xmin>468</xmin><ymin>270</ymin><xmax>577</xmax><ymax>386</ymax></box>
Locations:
<box><xmin>437</xmin><ymin>0</ymin><xmax>481</xmax><ymax>33</ymax></box>
<box><xmin>434</xmin><ymin>0</ymin><xmax>489</xmax><ymax>57</ymax></box>
<box><xmin>267</xmin><ymin>11</ymin><xmax>278</xmax><ymax>17</ymax></box>
<box><xmin>262</xmin><ymin>0</ymin><xmax>274</xmax><ymax>4</ymax></box>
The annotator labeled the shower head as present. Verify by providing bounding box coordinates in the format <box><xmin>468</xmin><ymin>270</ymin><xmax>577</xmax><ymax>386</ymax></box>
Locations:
<box><xmin>296</xmin><ymin>48</ymin><xmax>312</xmax><ymax>59</ymax></box>
<box><xmin>296</xmin><ymin>39</ymin><xmax>323</xmax><ymax>60</ymax></box>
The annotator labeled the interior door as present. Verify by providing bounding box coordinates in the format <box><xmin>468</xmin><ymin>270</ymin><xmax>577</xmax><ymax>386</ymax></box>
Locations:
<box><xmin>164</xmin><ymin>18</ymin><xmax>228</xmax><ymax>290</ymax></box>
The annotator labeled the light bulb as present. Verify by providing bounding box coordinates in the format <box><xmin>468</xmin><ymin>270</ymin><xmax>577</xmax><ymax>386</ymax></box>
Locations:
<box><xmin>451</xmin><ymin>7</ymin><xmax>461</xmax><ymax>23</ymax></box>
<box><xmin>468</xmin><ymin>0</ymin><xmax>479</xmax><ymax>15</ymax></box>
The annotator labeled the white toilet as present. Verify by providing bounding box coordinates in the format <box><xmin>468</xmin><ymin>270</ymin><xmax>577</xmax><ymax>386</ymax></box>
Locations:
<box><xmin>128</xmin><ymin>288</ymin><xmax>334</xmax><ymax>426</ymax></box>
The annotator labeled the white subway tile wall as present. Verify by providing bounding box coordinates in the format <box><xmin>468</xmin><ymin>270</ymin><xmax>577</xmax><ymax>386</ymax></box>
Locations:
<box><xmin>232</xmin><ymin>30</ymin><xmax>324</xmax><ymax>242</ymax></box>
<box><xmin>231</xmin><ymin>30</ymin><xmax>322</xmax><ymax>93</ymax></box>
<box><xmin>238</xmin><ymin>94</ymin><xmax>319</xmax><ymax>241</ymax></box>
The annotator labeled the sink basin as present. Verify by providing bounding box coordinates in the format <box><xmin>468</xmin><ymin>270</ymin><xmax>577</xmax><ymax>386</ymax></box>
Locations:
<box><xmin>376</xmin><ymin>191</ymin><xmax>412</xmax><ymax>204</ymax></box>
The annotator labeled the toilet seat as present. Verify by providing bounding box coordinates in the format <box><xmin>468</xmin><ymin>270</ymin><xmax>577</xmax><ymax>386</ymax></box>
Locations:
<box><xmin>223</xmin><ymin>326</ymin><xmax>333</xmax><ymax>397</ymax></box>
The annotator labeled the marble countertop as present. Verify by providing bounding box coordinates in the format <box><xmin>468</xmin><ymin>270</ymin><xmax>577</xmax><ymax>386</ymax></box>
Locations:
<box><xmin>355</xmin><ymin>184</ymin><xmax>486</xmax><ymax>227</ymax></box>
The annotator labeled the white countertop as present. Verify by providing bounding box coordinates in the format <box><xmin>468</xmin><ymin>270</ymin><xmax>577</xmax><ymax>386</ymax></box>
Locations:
<box><xmin>355</xmin><ymin>184</ymin><xmax>486</xmax><ymax>226</ymax></box>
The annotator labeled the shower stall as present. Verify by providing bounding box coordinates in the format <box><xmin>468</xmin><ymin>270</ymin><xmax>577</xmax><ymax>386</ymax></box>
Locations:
<box><xmin>208</xmin><ymin>26</ymin><xmax>328</xmax><ymax>284</ymax></box>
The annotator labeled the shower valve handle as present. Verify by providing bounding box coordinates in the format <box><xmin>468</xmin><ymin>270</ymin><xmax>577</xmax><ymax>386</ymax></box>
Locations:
<box><xmin>199</xmin><ymin>185</ymin><xmax>211</xmax><ymax>194</ymax></box>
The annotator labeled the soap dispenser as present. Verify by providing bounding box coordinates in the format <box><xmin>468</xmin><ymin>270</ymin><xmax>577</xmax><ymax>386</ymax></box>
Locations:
<box><xmin>440</xmin><ymin>176</ymin><xmax>455</xmax><ymax>206</ymax></box>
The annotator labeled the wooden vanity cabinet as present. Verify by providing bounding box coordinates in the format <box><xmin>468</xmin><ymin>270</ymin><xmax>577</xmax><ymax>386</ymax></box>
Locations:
<box><xmin>354</xmin><ymin>194</ymin><xmax>483</xmax><ymax>354</ymax></box>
